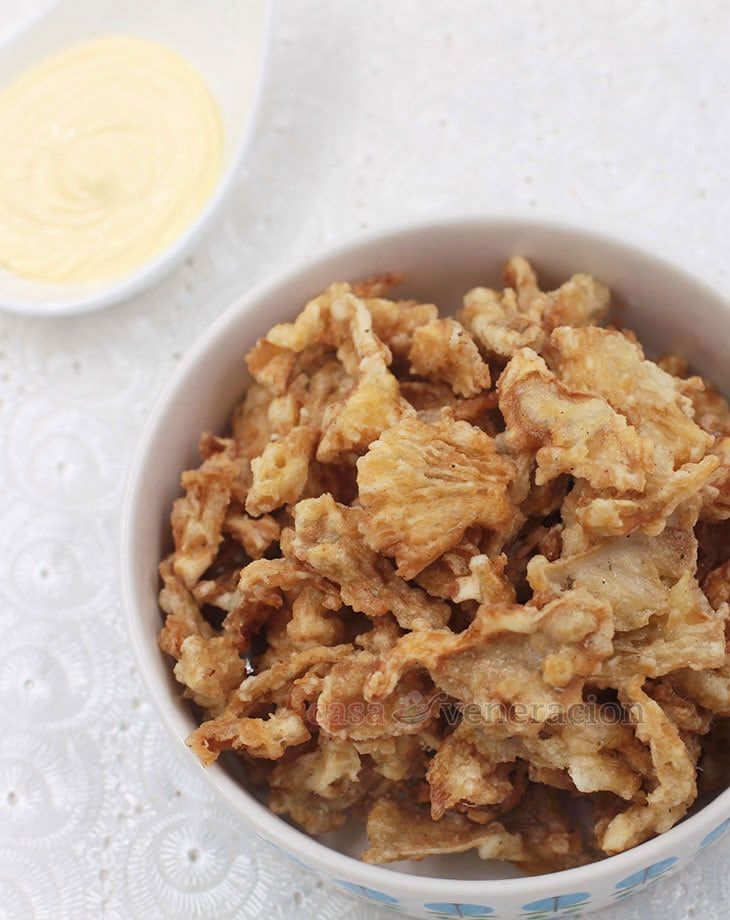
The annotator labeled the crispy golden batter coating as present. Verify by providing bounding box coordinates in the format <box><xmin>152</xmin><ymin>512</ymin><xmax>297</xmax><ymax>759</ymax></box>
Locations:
<box><xmin>427</xmin><ymin>724</ymin><xmax>516</xmax><ymax>819</ymax></box>
<box><xmin>171</xmin><ymin>438</ymin><xmax>249</xmax><ymax>588</ymax></box>
<box><xmin>499</xmin><ymin>348</ymin><xmax>650</xmax><ymax>492</ymax></box>
<box><xmin>528</xmin><ymin>522</ymin><xmax>699</xmax><ymax>632</ymax></box>
<box><xmin>599</xmin><ymin>678</ymin><xmax>697</xmax><ymax>855</ymax></box>
<box><xmin>288</xmin><ymin>494</ymin><xmax>450</xmax><ymax>630</ymax></box>
<box><xmin>548</xmin><ymin>326</ymin><xmax>712</xmax><ymax>466</ymax></box>
<box><xmin>158</xmin><ymin>555</ymin><xmax>213</xmax><ymax>658</ymax></box>
<box><xmin>174</xmin><ymin>635</ymin><xmax>246</xmax><ymax>712</ymax></box>
<box><xmin>409</xmin><ymin>318</ymin><xmax>491</xmax><ymax>396</ymax></box>
<box><xmin>159</xmin><ymin>258</ymin><xmax>730</xmax><ymax>872</ymax></box>
<box><xmin>246</xmin><ymin>425</ymin><xmax>317</xmax><ymax>515</ymax></box>
<box><xmin>365</xmin><ymin>589</ymin><xmax>613</xmax><ymax>723</ymax></box>
<box><xmin>222</xmin><ymin>509</ymin><xmax>280</xmax><ymax>558</ymax></box>
<box><xmin>357</xmin><ymin>413</ymin><xmax>516</xmax><ymax>578</ymax></box>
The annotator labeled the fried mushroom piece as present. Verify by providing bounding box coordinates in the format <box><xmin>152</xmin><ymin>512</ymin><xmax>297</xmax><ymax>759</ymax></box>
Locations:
<box><xmin>365</xmin><ymin>297</ymin><xmax>439</xmax><ymax>359</ymax></box>
<box><xmin>460</xmin><ymin>286</ymin><xmax>546</xmax><ymax>358</ymax></box>
<box><xmin>316</xmin><ymin>650</ymin><xmax>437</xmax><ymax>742</ymax></box>
<box><xmin>467</xmin><ymin>716</ymin><xmax>650</xmax><ymax>802</ymax></box>
<box><xmin>598</xmin><ymin>678</ymin><xmax>698</xmax><ymax>855</ymax></box>
<box><xmin>170</xmin><ymin>437</ymin><xmax>250</xmax><ymax>588</ymax></box>
<box><xmin>363</xmin><ymin>798</ymin><xmax>523</xmax><ymax>864</ymax></box>
<box><xmin>528</xmin><ymin>521</ymin><xmax>700</xmax><ymax>633</ymax></box>
<box><xmin>548</xmin><ymin>326</ymin><xmax>713</xmax><ymax>466</ymax></box>
<box><xmin>547</xmin><ymin>327</ymin><xmax>718</xmax><ymax>540</ymax></box>
<box><xmin>245</xmin><ymin>425</ymin><xmax>317</xmax><ymax>516</ymax></box>
<box><xmin>593</xmin><ymin>573</ymin><xmax>726</xmax><ymax>687</ymax></box>
<box><xmin>173</xmin><ymin>635</ymin><xmax>246</xmax><ymax>713</ymax></box>
<box><xmin>365</xmin><ymin>589</ymin><xmax>613</xmax><ymax>726</ymax></box>
<box><xmin>222</xmin><ymin>508</ymin><xmax>280</xmax><ymax>558</ymax></box>
<box><xmin>702</xmin><ymin>436</ymin><xmax>730</xmax><ymax>522</ymax></box>
<box><xmin>364</xmin><ymin>785</ymin><xmax>586</xmax><ymax>873</ymax></box>
<box><xmin>231</xmin><ymin>383</ymin><xmax>274</xmax><ymax>459</ymax></box>
<box><xmin>288</xmin><ymin>494</ymin><xmax>450</xmax><ymax>630</ymax></box>
<box><xmin>408</xmin><ymin>318</ymin><xmax>491</xmax><ymax>397</ymax></box>
<box><xmin>498</xmin><ymin>348</ymin><xmax>650</xmax><ymax>493</ymax></box>
<box><xmin>269</xmin><ymin>735</ymin><xmax>367</xmax><ymax>834</ymax></box>
<box><xmin>316</xmin><ymin>352</ymin><xmax>413</xmax><ymax>463</ymax></box>
<box><xmin>427</xmin><ymin>724</ymin><xmax>516</xmax><ymax>819</ymax></box>
<box><xmin>158</xmin><ymin>555</ymin><xmax>214</xmax><ymax>659</ymax></box>
<box><xmin>188</xmin><ymin>706</ymin><xmax>311</xmax><ymax>766</ymax></box>
<box><xmin>357</xmin><ymin>413</ymin><xmax>516</xmax><ymax>579</ymax></box>
<box><xmin>459</xmin><ymin>258</ymin><xmax>609</xmax><ymax>361</ymax></box>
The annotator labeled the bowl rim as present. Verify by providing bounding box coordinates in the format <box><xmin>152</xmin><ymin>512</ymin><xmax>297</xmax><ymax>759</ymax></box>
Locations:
<box><xmin>0</xmin><ymin>0</ymin><xmax>274</xmax><ymax>318</ymax></box>
<box><xmin>121</xmin><ymin>213</ymin><xmax>730</xmax><ymax>899</ymax></box>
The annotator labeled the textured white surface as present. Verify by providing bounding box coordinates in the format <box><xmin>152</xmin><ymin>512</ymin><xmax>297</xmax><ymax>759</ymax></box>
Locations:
<box><xmin>2</xmin><ymin>1</ymin><xmax>730</xmax><ymax>917</ymax></box>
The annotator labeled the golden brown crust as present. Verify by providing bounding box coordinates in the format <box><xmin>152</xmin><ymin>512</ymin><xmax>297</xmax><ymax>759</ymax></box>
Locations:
<box><xmin>157</xmin><ymin>257</ymin><xmax>730</xmax><ymax>870</ymax></box>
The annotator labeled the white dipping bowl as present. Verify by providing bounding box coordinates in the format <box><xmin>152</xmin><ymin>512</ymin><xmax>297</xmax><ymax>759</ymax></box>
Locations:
<box><xmin>122</xmin><ymin>217</ymin><xmax>730</xmax><ymax>919</ymax></box>
<box><xmin>0</xmin><ymin>0</ymin><xmax>271</xmax><ymax>316</ymax></box>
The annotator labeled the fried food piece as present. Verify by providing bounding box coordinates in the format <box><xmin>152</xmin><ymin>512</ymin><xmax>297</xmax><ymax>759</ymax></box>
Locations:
<box><xmin>188</xmin><ymin>706</ymin><xmax>311</xmax><ymax>766</ymax></box>
<box><xmin>452</xmin><ymin>553</ymin><xmax>516</xmax><ymax>604</ymax></box>
<box><xmin>365</xmin><ymin>297</ymin><xmax>438</xmax><ymax>358</ymax></box>
<box><xmin>366</xmin><ymin>590</ymin><xmax>613</xmax><ymax>725</ymax></box>
<box><xmin>702</xmin><ymin>436</ymin><xmax>730</xmax><ymax>522</ymax></box>
<box><xmin>594</xmin><ymin>573</ymin><xmax>726</xmax><ymax>686</ymax></box>
<box><xmin>417</xmin><ymin>546</ymin><xmax>515</xmax><ymax>605</ymax></box>
<box><xmin>691</xmin><ymin>381</ymin><xmax>730</xmax><ymax>438</ymax></box>
<box><xmin>459</xmin><ymin>259</ymin><xmax>609</xmax><ymax>360</ymax></box>
<box><xmin>286</xmin><ymin>585</ymin><xmax>348</xmax><ymax>650</ymax></box>
<box><xmin>236</xmin><ymin>645</ymin><xmax>352</xmax><ymax>709</ymax></box>
<box><xmin>289</xmin><ymin>494</ymin><xmax>450</xmax><ymax>630</ymax></box>
<box><xmin>460</xmin><ymin>286</ymin><xmax>546</xmax><ymax>358</ymax></box>
<box><xmin>171</xmin><ymin>438</ymin><xmax>250</xmax><ymax>588</ymax></box>
<box><xmin>538</xmin><ymin>271</ymin><xmax>610</xmax><ymax>331</ymax></box>
<box><xmin>240</xmin><ymin>285</ymin><xmax>418</xmax><ymax>463</ymax></box>
<box><xmin>498</xmin><ymin>349</ymin><xmax>650</xmax><ymax>492</ymax></box>
<box><xmin>528</xmin><ymin>522</ymin><xmax>699</xmax><ymax>633</ymax></box>
<box><xmin>468</xmin><ymin>716</ymin><xmax>649</xmax><ymax>802</ymax></box>
<box><xmin>173</xmin><ymin>635</ymin><xmax>246</xmax><ymax>712</ymax></box>
<box><xmin>355</xmin><ymin>735</ymin><xmax>430</xmax><ymax>782</ymax></box>
<box><xmin>317</xmin><ymin>353</ymin><xmax>413</xmax><ymax>462</ymax></box>
<box><xmin>599</xmin><ymin>678</ymin><xmax>697</xmax><ymax>855</ymax></box>
<box><xmin>363</xmin><ymin>798</ymin><xmax>524</xmax><ymax>864</ymax></box>
<box><xmin>364</xmin><ymin>785</ymin><xmax>586</xmax><ymax>873</ymax></box>
<box><xmin>236</xmin><ymin>556</ymin><xmax>341</xmax><ymax>615</ymax></box>
<box><xmin>357</xmin><ymin>413</ymin><xmax>516</xmax><ymax>579</ymax></box>
<box><xmin>269</xmin><ymin>735</ymin><xmax>365</xmax><ymax>834</ymax></box>
<box><xmin>231</xmin><ymin>383</ymin><xmax>274</xmax><ymax>459</ymax></box>
<box><xmin>570</xmin><ymin>457</ymin><xmax>719</xmax><ymax>541</ymax></box>
<box><xmin>316</xmin><ymin>650</ymin><xmax>436</xmax><ymax>742</ymax></box>
<box><xmin>409</xmin><ymin>318</ymin><xmax>491</xmax><ymax>397</ymax></box>
<box><xmin>704</xmin><ymin>560</ymin><xmax>730</xmax><ymax>610</ymax></box>
<box><xmin>645</xmin><ymin>678</ymin><xmax>713</xmax><ymax>736</ymax></box>
<box><xmin>245</xmin><ymin>425</ymin><xmax>317</xmax><ymax>516</ymax></box>
<box><xmin>549</xmin><ymin>326</ymin><xmax>713</xmax><ymax>466</ymax></box>
<box><xmin>158</xmin><ymin>555</ymin><xmax>214</xmax><ymax>658</ymax></box>
<box><xmin>247</xmin><ymin>282</ymin><xmax>387</xmax><ymax>377</ymax></box>
<box><xmin>427</xmin><ymin>725</ymin><xmax>516</xmax><ymax>819</ymax></box>
<box><xmin>223</xmin><ymin>508</ymin><xmax>280</xmax><ymax>558</ymax></box>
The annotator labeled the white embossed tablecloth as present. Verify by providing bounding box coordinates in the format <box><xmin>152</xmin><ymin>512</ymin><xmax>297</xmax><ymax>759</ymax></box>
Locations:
<box><xmin>2</xmin><ymin>1</ymin><xmax>730</xmax><ymax>917</ymax></box>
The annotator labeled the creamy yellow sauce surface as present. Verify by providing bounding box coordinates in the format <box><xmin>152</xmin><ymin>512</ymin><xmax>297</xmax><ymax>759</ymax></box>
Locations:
<box><xmin>0</xmin><ymin>35</ymin><xmax>223</xmax><ymax>285</ymax></box>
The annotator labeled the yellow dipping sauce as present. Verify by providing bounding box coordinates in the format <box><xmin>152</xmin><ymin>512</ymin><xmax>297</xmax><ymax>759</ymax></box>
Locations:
<box><xmin>0</xmin><ymin>35</ymin><xmax>224</xmax><ymax>284</ymax></box>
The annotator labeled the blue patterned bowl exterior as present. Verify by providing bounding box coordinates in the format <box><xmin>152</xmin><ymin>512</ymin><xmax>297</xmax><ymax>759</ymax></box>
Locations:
<box><xmin>261</xmin><ymin>812</ymin><xmax>730</xmax><ymax>919</ymax></box>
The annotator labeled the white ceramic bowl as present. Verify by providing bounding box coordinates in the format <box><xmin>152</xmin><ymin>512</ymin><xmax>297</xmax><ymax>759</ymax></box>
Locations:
<box><xmin>122</xmin><ymin>217</ymin><xmax>730</xmax><ymax>919</ymax></box>
<box><xmin>0</xmin><ymin>0</ymin><xmax>271</xmax><ymax>316</ymax></box>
